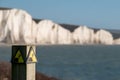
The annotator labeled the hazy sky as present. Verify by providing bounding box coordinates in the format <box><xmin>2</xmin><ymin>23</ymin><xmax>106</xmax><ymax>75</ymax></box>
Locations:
<box><xmin>0</xmin><ymin>0</ymin><xmax>120</xmax><ymax>29</ymax></box>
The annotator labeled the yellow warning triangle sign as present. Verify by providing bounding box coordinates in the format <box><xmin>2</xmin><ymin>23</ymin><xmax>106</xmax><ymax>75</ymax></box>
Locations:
<box><xmin>27</xmin><ymin>47</ymin><xmax>37</xmax><ymax>63</ymax></box>
<box><xmin>14</xmin><ymin>50</ymin><xmax>24</xmax><ymax>63</ymax></box>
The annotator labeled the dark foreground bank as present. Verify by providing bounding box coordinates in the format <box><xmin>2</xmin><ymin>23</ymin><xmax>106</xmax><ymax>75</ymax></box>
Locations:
<box><xmin>0</xmin><ymin>61</ymin><xmax>58</xmax><ymax>80</ymax></box>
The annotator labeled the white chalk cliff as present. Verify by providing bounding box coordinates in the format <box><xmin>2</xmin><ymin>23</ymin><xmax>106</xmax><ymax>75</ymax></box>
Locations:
<box><xmin>113</xmin><ymin>38</ymin><xmax>120</xmax><ymax>44</ymax></box>
<box><xmin>72</xmin><ymin>26</ymin><xmax>94</xmax><ymax>44</ymax></box>
<box><xmin>94</xmin><ymin>29</ymin><xmax>113</xmax><ymax>44</ymax></box>
<box><xmin>36</xmin><ymin>20</ymin><xmax>72</xmax><ymax>44</ymax></box>
<box><xmin>0</xmin><ymin>9</ymin><xmax>73</xmax><ymax>44</ymax></box>
<box><xmin>36</xmin><ymin>20</ymin><xmax>55</xmax><ymax>44</ymax></box>
<box><xmin>0</xmin><ymin>8</ymin><xmax>119</xmax><ymax>45</ymax></box>
<box><xmin>0</xmin><ymin>9</ymin><xmax>36</xmax><ymax>44</ymax></box>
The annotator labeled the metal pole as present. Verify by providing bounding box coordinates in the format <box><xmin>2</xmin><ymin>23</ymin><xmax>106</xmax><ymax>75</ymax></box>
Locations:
<box><xmin>11</xmin><ymin>45</ymin><xmax>37</xmax><ymax>80</ymax></box>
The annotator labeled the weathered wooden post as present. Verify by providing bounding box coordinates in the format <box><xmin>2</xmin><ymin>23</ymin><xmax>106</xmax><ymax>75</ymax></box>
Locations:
<box><xmin>11</xmin><ymin>45</ymin><xmax>37</xmax><ymax>80</ymax></box>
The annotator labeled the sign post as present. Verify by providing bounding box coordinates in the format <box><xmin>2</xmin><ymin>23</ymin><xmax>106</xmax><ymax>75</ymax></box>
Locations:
<box><xmin>11</xmin><ymin>45</ymin><xmax>37</xmax><ymax>80</ymax></box>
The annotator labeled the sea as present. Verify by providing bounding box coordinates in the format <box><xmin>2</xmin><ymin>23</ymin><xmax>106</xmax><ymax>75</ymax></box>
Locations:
<box><xmin>0</xmin><ymin>45</ymin><xmax>120</xmax><ymax>80</ymax></box>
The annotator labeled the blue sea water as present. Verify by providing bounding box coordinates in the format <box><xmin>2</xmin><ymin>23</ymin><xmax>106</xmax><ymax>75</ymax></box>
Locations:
<box><xmin>0</xmin><ymin>45</ymin><xmax>120</xmax><ymax>80</ymax></box>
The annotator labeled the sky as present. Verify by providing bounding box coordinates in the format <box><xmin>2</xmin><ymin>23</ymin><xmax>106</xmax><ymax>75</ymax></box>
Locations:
<box><xmin>0</xmin><ymin>0</ymin><xmax>120</xmax><ymax>29</ymax></box>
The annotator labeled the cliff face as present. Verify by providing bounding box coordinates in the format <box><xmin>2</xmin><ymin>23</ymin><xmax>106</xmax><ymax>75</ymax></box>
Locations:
<box><xmin>0</xmin><ymin>9</ymin><xmax>36</xmax><ymax>44</ymax></box>
<box><xmin>113</xmin><ymin>38</ymin><xmax>120</xmax><ymax>44</ymax></box>
<box><xmin>55</xmin><ymin>24</ymin><xmax>72</xmax><ymax>44</ymax></box>
<box><xmin>36</xmin><ymin>20</ymin><xmax>72</xmax><ymax>44</ymax></box>
<box><xmin>36</xmin><ymin>20</ymin><xmax>55</xmax><ymax>44</ymax></box>
<box><xmin>94</xmin><ymin>29</ymin><xmax>113</xmax><ymax>44</ymax></box>
<box><xmin>72</xmin><ymin>26</ymin><xmax>95</xmax><ymax>44</ymax></box>
<box><xmin>0</xmin><ymin>8</ymin><xmax>120</xmax><ymax>45</ymax></box>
